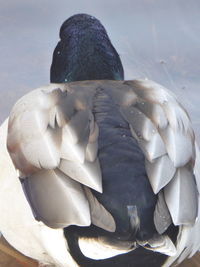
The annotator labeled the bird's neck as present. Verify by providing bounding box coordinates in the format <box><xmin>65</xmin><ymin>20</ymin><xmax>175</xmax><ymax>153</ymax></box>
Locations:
<box><xmin>50</xmin><ymin>29</ymin><xmax>124</xmax><ymax>82</ymax></box>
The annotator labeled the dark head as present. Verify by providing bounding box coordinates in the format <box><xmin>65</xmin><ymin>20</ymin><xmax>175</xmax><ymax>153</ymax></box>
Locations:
<box><xmin>50</xmin><ymin>14</ymin><xmax>124</xmax><ymax>82</ymax></box>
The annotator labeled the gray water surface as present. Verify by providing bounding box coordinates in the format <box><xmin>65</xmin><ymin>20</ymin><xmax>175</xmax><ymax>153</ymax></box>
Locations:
<box><xmin>0</xmin><ymin>0</ymin><xmax>199</xmax><ymax>140</ymax></box>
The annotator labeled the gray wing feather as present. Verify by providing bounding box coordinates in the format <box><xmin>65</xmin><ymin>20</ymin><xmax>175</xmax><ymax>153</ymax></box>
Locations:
<box><xmin>59</xmin><ymin>158</ymin><xmax>102</xmax><ymax>193</ymax></box>
<box><xmin>23</xmin><ymin>168</ymin><xmax>91</xmax><ymax>228</ymax></box>
<box><xmin>135</xmin><ymin>101</ymin><xmax>168</xmax><ymax>129</ymax></box>
<box><xmin>138</xmin><ymin>133</ymin><xmax>166</xmax><ymax>161</ymax></box>
<box><xmin>63</xmin><ymin>110</ymin><xmax>90</xmax><ymax>144</ymax></box>
<box><xmin>120</xmin><ymin>106</ymin><xmax>157</xmax><ymax>141</ymax></box>
<box><xmin>145</xmin><ymin>155</ymin><xmax>176</xmax><ymax>194</ymax></box>
<box><xmin>60</xmin><ymin>133</ymin><xmax>86</xmax><ymax>163</ymax></box>
<box><xmin>164</xmin><ymin>167</ymin><xmax>198</xmax><ymax>225</ymax></box>
<box><xmin>121</xmin><ymin>106</ymin><xmax>166</xmax><ymax>161</ymax></box>
<box><xmin>153</xmin><ymin>191</ymin><xmax>172</xmax><ymax>234</ymax></box>
<box><xmin>160</xmin><ymin>125</ymin><xmax>194</xmax><ymax>167</ymax></box>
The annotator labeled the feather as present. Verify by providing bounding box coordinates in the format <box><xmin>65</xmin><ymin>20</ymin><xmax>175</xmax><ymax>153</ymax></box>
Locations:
<box><xmin>154</xmin><ymin>191</ymin><xmax>172</xmax><ymax>234</ymax></box>
<box><xmin>78</xmin><ymin>237</ymin><xmax>135</xmax><ymax>260</ymax></box>
<box><xmin>60</xmin><ymin>134</ymin><xmax>86</xmax><ymax>163</ymax></box>
<box><xmin>85</xmin><ymin>140</ymin><xmax>98</xmax><ymax>162</ymax></box>
<box><xmin>135</xmin><ymin>101</ymin><xmax>168</xmax><ymax>129</ymax></box>
<box><xmin>159</xmin><ymin>125</ymin><xmax>194</xmax><ymax>167</ymax></box>
<box><xmin>138</xmin><ymin>133</ymin><xmax>166</xmax><ymax>161</ymax></box>
<box><xmin>164</xmin><ymin>167</ymin><xmax>198</xmax><ymax>225</ymax></box>
<box><xmin>137</xmin><ymin>234</ymin><xmax>176</xmax><ymax>256</ymax></box>
<box><xmin>84</xmin><ymin>187</ymin><xmax>116</xmax><ymax>232</ymax></box>
<box><xmin>121</xmin><ymin>106</ymin><xmax>157</xmax><ymax>141</ymax></box>
<box><xmin>63</xmin><ymin>110</ymin><xmax>90</xmax><ymax>144</ymax></box>
<box><xmin>59</xmin><ymin>158</ymin><xmax>102</xmax><ymax>193</ymax></box>
<box><xmin>22</xmin><ymin>168</ymin><xmax>91</xmax><ymax>228</ymax></box>
<box><xmin>145</xmin><ymin>155</ymin><xmax>176</xmax><ymax>194</ymax></box>
<box><xmin>86</xmin><ymin>121</ymin><xmax>99</xmax><ymax>162</ymax></box>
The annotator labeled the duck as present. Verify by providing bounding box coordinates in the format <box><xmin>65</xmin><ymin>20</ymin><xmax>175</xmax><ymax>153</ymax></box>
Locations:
<box><xmin>0</xmin><ymin>13</ymin><xmax>200</xmax><ymax>267</ymax></box>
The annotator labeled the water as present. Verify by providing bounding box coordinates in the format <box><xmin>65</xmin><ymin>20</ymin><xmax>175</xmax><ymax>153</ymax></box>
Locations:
<box><xmin>0</xmin><ymin>0</ymin><xmax>199</xmax><ymax>140</ymax></box>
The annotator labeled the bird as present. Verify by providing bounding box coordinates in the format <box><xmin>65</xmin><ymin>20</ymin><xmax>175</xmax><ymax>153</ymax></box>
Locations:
<box><xmin>0</xmin><ymin>13</ymin><xmax>200</xmax><ymax>267</ymax></box>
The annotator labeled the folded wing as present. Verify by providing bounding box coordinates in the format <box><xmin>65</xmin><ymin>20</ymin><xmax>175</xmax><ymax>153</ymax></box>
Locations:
<box><xmin>7</xmin><ymin>82</ymin><xmax>115</xmax><ymax>231</ymax></box>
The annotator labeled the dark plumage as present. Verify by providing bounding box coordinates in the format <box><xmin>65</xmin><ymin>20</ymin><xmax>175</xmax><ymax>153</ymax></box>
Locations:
<box><xmin>50</xmin><ymin>14</ymin><xmax>124</xmax><ymax>82</ymax></box>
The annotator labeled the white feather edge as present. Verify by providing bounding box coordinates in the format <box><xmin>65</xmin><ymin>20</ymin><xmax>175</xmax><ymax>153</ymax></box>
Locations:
<box><xmin>137</xmin><ymin>235</ymin><xmax>176</xmax><ymax>256</ymax></box>
<box><xmin>78</xmin><ymin>237</ymin><xmax>135</xmax><ymax>260</ymax></box>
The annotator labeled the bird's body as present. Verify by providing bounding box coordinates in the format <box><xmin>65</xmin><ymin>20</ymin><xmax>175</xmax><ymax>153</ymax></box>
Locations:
<box><xmin>0</xmin><ymin>14</ymin><xmax>200</xmax><ymax>267</ymax></box>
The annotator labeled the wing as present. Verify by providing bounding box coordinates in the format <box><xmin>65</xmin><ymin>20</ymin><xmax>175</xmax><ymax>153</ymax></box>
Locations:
<box><xmin>118</xmin><ymin>79</ymin><xmax>198</xmax><ymax>225</ymax></box>
<box><xmin>7</xmin><ymin>82</ymin><xmax>115</xmax><ymax>231</ymax></box>
<box><xmin>110</xmin><ymin>79</ymin><xmax>199</xmax><ymax>264</ymax></box>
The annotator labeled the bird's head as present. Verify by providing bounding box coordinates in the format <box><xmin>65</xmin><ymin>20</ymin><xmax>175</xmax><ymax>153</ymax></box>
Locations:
<box><xmin>50</xmin><ymin>13</ymin><xmax>124</xmax><ymax>82</ymax></box>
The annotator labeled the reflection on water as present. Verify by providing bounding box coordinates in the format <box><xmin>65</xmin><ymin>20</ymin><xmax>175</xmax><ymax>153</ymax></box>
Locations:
<box><xmin>0</xmin><ymin>0</ymin><xmax>199</xmax><ymax>139</ymax></box>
